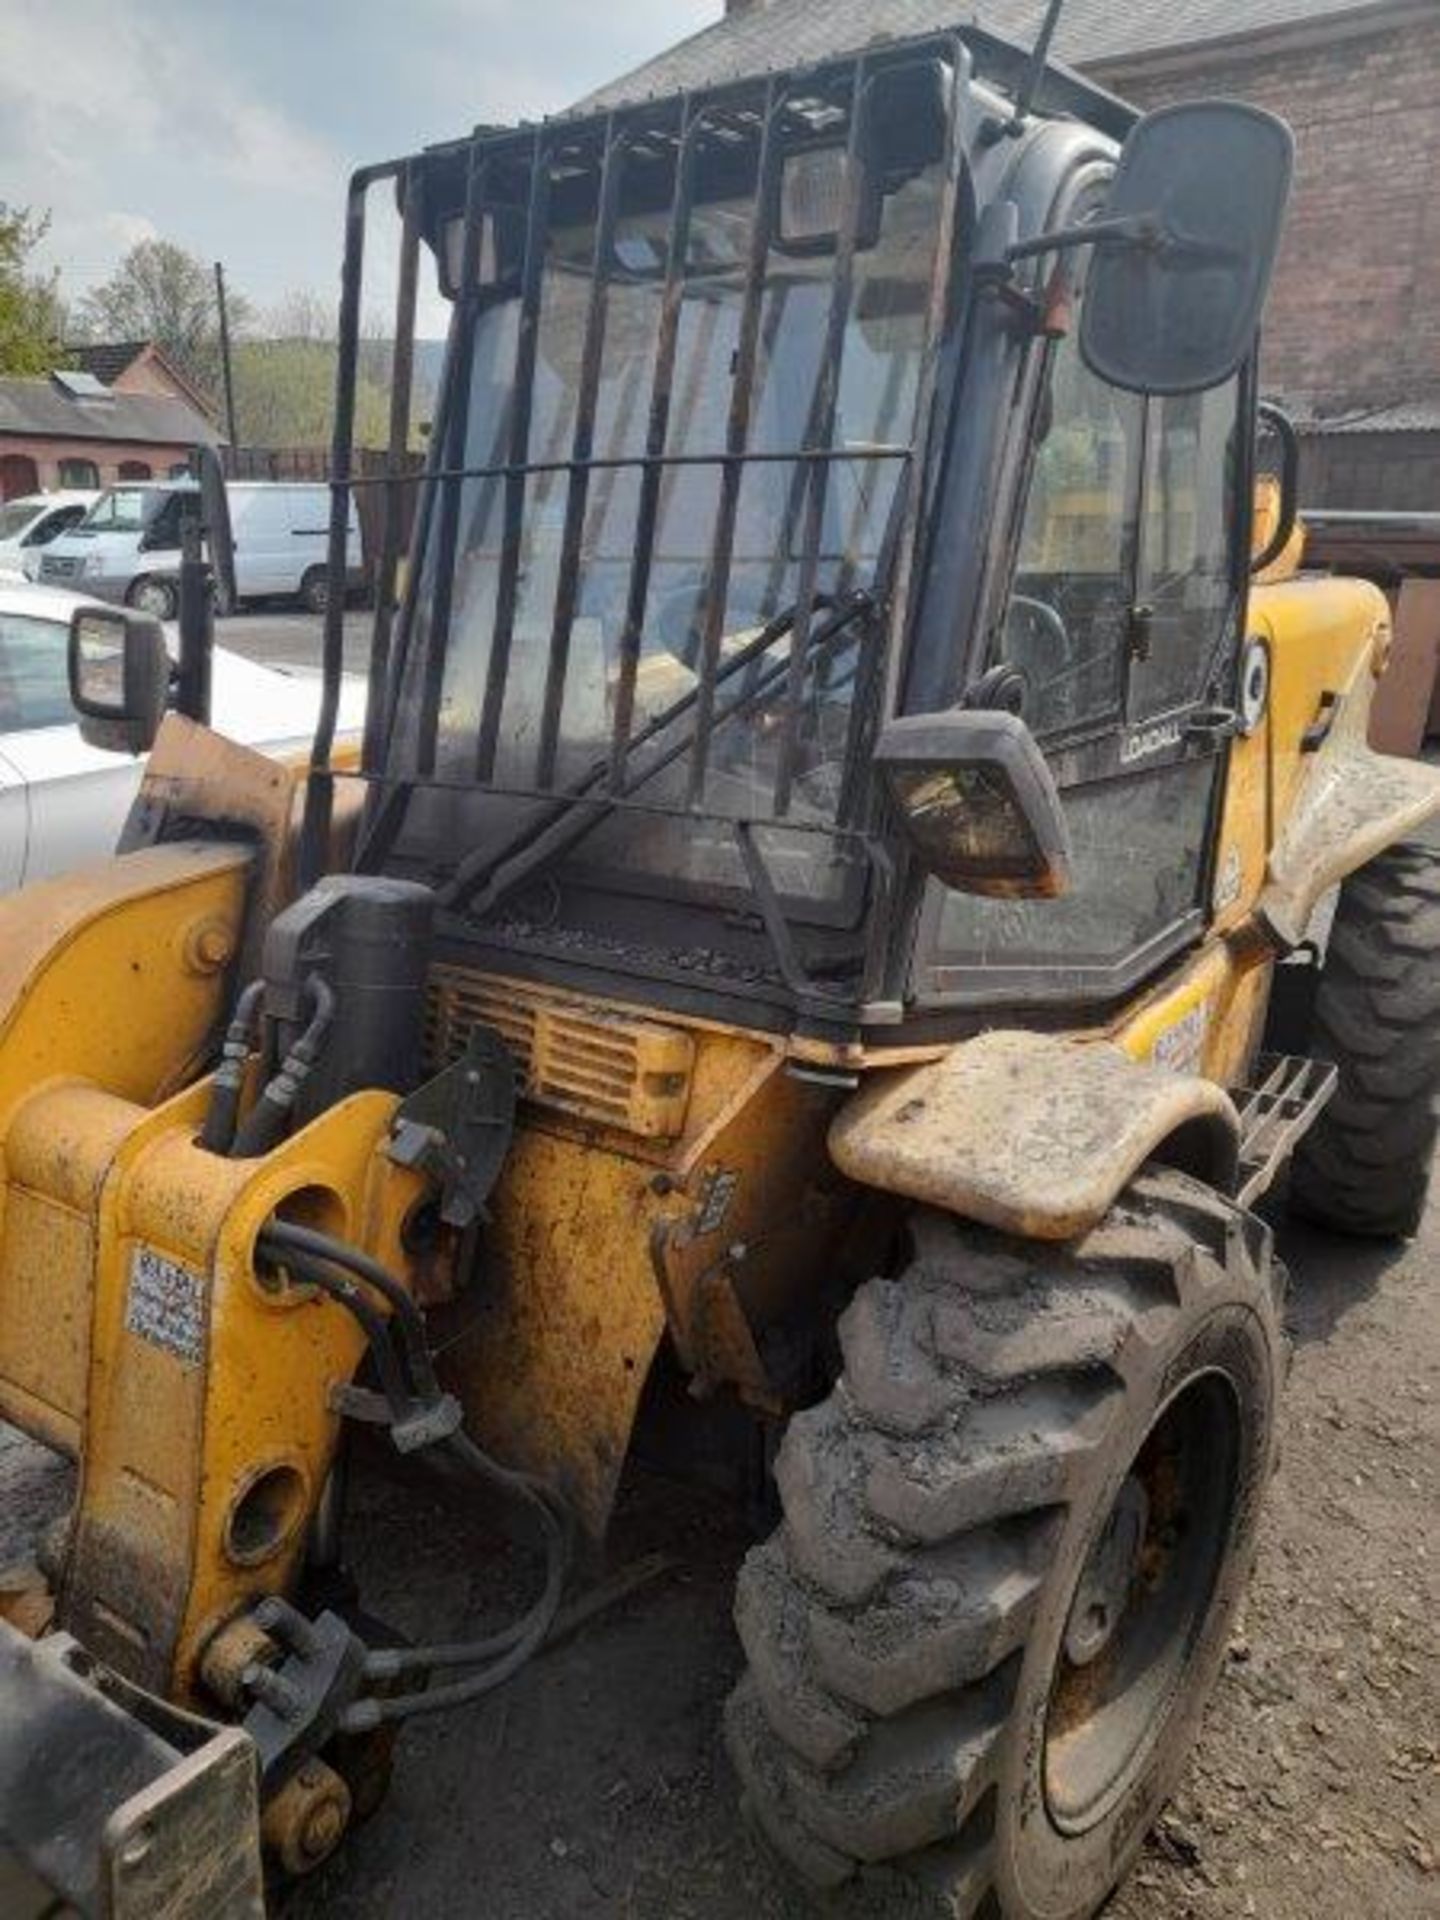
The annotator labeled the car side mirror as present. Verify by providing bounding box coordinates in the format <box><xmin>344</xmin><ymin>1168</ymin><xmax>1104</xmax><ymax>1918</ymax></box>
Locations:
<box><xmin>875</xmin><ymin>709</ymin><xmax>1072</xmax><ymax>898</ymax></box>
<box><xmin>1079</xmin><ymin>101</ymin><xmax>1294</xmax><ymax>396</ymax></box>
<box><xmin>68</xmin><ymin>605</ymin><xmax>171</xmax><ymax>755</ymax></box>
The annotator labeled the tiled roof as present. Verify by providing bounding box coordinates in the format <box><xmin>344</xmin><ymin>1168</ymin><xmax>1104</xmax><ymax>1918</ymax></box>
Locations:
<box><xmin>577</xmin><ymin>1</ymin><xmax>1397</xmax><ymax>113</ymax></box>
<box><xmin>1300</xmin><ymin>402</ymin><xmax>1440</xmax><ymax>436</ymax></box>
<box><xmin>0</xmin><ymin>375</ymin><xmax>221</xmax><ymax>447</ymax></box>
<box><xmin>60</xmin><ymin>339</ymin><xmax>218</xmax><ymax>420</ymax></box>
<box><xmin>61</xmin><ymin>341</ymin><xmax>149</xmax><ymax>386</ymax></box>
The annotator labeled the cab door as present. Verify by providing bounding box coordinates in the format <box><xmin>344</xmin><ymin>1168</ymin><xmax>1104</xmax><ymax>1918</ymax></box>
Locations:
<box><xmin>915</xmin><ymin>273</ymin><xmax>1249</xmax><ymax>1009</ymax></box>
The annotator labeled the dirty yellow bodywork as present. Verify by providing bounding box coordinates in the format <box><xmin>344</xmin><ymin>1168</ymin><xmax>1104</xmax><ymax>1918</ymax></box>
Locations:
<box><xmin>0</xmin><ymin>841</ymin><xmax>851</xmax><ymax>1691</ymax></box>
<box><xmin>0</xmin><ymin>841</ymin><xmax>430</xmax><ymax>1696</ymax></box>
<box><xmin>0</xmin><ymin>556</ymin><xmax>1436</xmax><ymax>1714</ymax></box>
<box><xmin>834</xmin><ymin>570</ymin><xmax>1440</xmax><ymax>1235</ymax></box>
<box><xmin>424</xmin><ymin>982</ymin><xmax>853</xmax><ymax>1534</ymax></box>
<box><xmin>829</xmin><ymin>1030</ymin><xmax>1239</xmax><ymax>1241</ymax></box>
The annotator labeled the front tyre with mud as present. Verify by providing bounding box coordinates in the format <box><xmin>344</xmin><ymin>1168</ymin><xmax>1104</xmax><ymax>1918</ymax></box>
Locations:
<box><xmin>726</xmin><ymin>1170</ymin><xmax>1284</xmax><ymax>1919</ymax></box>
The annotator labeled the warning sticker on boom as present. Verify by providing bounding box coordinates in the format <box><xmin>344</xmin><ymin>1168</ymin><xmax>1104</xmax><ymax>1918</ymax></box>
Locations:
<box><xmin>125</xmin><ymin>1246</ymin><xmax>207</xmax><ymax>1367</ymax></box>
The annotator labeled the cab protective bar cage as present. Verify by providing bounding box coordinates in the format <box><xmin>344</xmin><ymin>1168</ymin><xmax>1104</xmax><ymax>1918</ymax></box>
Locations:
<box><xmin>298</xmin><ymin>29</ymin><xmax>984</xmax><ymax>1025</ymax></box>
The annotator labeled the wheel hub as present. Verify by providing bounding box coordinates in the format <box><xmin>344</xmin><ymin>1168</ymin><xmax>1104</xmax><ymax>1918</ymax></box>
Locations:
<box><xmin>1062</xmin><ymin>1475</ymin><xmax>1149</xmax><ymax>1667</ymax></box>
<box><xmin>1043</xmin><ymin>1370</ymin><xmax>1242</xmax><ymax>1836</ymax></box>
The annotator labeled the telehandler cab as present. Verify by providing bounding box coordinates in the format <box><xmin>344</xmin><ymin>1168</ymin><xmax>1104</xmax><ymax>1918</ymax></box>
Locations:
<box><xmin>4</xmin><ymin>17</ymin><xmax>1440</xmax><ymax>1920</ymax></box>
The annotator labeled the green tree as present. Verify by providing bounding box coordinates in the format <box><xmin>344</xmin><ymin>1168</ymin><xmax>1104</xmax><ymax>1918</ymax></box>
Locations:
<box><xmin>231</xmin><ymin>339</ymin><xmax>391</xmax><ymax>449</ymax></box>
<box><xmin>75</xmin><ymin>239</ymin><xmax>250</xmax><ymax>397</ymax></box>
<box><xmin>0</xmin><ymin>204</ymin><xmax>63</xmax><ymax>375</ymax></box>
<box><xmin>228</xmin><ymin>291</ymin><xmax>392</xmax><ymax>450</ymax></box>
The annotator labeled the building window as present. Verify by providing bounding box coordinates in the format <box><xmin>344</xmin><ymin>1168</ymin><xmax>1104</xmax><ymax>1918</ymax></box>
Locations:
<box><xmin>117</xmin><ymin>459</ymin><xmax>153</xmax><ymax>481</ymax></box>
<box><xmin>58</xmin><ymin>458</ymin><xmax>100</xmax><ymax>488</ymax></box>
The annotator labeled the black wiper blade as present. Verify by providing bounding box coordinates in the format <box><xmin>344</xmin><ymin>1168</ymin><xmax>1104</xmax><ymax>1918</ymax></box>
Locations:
<box><xmin>440</xmin><ymin>590</ymin><xmax>874</xmax><ymax>918</ymax></box>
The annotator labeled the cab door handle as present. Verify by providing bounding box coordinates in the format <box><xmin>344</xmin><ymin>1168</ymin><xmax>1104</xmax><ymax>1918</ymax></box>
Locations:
<box><xmin>1183</xmin><ymin>706</ymin><xmax>1240</xmax><ymax>746</ymax></box>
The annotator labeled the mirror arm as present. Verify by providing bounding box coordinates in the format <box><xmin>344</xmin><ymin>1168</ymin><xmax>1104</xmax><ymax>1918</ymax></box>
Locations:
<box><xmin>974</xmin><ymin>259</ymin><xmax>1048</xmax><ymax>333</ymax></box>
<box><xmin>974</xmin><ymin>252</ymin><xmax>1075</xmax><ymax>341</ymax></box>
<box><xmin>1006</xmin><ymin>211</ymin><xmax>1158</xmax><ymax>264</ymax></box>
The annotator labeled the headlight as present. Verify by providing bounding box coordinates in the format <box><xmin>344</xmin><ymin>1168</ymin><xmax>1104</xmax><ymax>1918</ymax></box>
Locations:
<box><xmin>874</xmin><ymin>710</ymin><xmax>1073</xmax><ymax>899</ymax></box>
<box><xmin>86</xmin><ymin>555</ymin><xmax>106</xmax><ymax>575</ymax></box>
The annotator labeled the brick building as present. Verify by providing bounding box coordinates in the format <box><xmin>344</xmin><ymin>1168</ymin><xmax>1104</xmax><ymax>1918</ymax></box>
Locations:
<box><xmin>1073</xmin><ymin>0</ymin><xmax>1440</xmax><ymax>509</ymax></box>
<box><xmin>0</xmin><ymin>345</ymin><xmax>221</xmax><ymax>500</ymax></box>
<box><xmin>586</xmin><ymin>0</ymin><xmax>1440</xmax><ymax>507</ymax></box>
<box><xmin>62</xmin><ymin>340</ymin><xmax>218</xmax><ymax>423</ymax></box>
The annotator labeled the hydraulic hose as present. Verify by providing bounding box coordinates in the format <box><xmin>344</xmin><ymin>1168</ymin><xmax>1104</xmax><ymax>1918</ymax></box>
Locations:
<box><xmin>252</xmin><ymin>1221</ymin><xmax>573</xmax><ymax>1725</ymax></box>
<box><xmin>200</xmin><ymin>979</ymin><xmax>267</xmax><ymax>1155</ymax></box>
<box><xmin>359</xmin><ymin>1427</ymin><xmax>571</xmax><ymax>1678</ymax></box>
<box><xmin>231</xmin><ymin>975</ymin><xmax>337</xmax><ymax>1158</ymax></box>
<box><xmin>256</xmin><ymin>1235</ymin><xmax>414</xmax><ymax>1419</ymax></box>
<box><xmin>340</xmin><ymin>1430</ymin><xmax>568</xmax><ymax>1729</ymax></box>
<box><xmin>259</xmin><ymin>1218</ymin><xmax>437</xmax><ymax>1401</ymax></box>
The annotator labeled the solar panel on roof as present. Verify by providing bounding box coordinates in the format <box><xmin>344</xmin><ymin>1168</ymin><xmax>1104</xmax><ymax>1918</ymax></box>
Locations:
<box><xmin>50</xmin><ymin>369</ymin><xmax>114</xmax><ymax>401</ymax></box>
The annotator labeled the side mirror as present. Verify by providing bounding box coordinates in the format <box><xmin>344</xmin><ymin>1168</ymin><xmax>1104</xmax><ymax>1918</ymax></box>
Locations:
<box><xmin>875</xmin><ymin>709</ymin><xmax>1072</xmax><ymax>899</ymax></box>
<box><xmin>68</xmin><ymin>605</ymin><xmax>171</xmax><ymax>755</ymax></box>
<box><xmin>1080</xmin><ymin>101</ymin><xmax>1294</xmax><ymax>396</ymax></box>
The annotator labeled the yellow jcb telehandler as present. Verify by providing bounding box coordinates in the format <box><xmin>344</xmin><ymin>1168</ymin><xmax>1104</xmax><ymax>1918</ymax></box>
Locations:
<box><xmin>2</xmin><ymin>16</ymin><xmax>1438</xmax><ymax>1920</ymax></box>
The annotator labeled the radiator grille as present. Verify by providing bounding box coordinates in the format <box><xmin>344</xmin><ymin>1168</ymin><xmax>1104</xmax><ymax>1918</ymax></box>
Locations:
<box><xmin>425</xmin><ymin>965</ymin><xmax>695</xmax><ymax>1139</ymax></box>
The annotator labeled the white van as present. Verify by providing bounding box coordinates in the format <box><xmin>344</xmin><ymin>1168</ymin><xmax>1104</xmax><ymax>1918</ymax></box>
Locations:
<box><xmin>0</xmin><ymin>492</ymin><xmax>100</xmax><ymax>579</ymax></box>
<box><xmin>37</xmin><ymin>480</ymin><xmax>365</xmax><ymax>619</ymax></box>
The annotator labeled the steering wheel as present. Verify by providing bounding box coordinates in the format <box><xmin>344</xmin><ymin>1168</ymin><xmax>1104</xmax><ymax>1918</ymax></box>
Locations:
<box><xmin>1005</xmin><ymin>592</ymin><xmax>1073</xmax><ymax>667</ymax></box>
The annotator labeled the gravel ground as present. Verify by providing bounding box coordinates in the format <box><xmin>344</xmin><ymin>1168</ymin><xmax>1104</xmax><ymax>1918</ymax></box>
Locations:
<box><xmin>3</xmin><ymin>1193</ymin><xmax>1433</xmax><ymax>1918</ymax></box>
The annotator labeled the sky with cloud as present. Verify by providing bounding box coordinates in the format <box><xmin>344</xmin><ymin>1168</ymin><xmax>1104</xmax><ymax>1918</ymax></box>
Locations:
<box><xmin>0</xmin><ymin>0</ymin><xmax>716</xmax><ymax>327</ymax></box>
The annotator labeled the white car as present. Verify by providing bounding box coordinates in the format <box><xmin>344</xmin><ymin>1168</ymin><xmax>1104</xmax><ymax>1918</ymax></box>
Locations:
<box><xmin>0</xmin><ymin>579</ymin><xmax>365</xmax><ymax>891</ymax></box>
<box><xmin>0</xmin><ymin>492</ymin><xmax>100</xmax><ymax>580</ymax></box>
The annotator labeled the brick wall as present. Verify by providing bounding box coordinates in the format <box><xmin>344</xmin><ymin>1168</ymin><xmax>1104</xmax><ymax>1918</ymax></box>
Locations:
<box><xmin>110</xmin><ymin>349</ymin><xmax>214</xmax><ymax>419</ymax></box>
<box><xmin>0</xmin><ymin>436</ymin><xmax>192</xmax><ymax>495</ymax></box>
<box><xmin>1095</xmin><ymin>12</ymin><xmax>1440</xmax><ymax>417</ymax></box>
<box><xmin>111</xmin><ymin>358</ymin><xmax>179</xmax><ymax>402</ymax></box>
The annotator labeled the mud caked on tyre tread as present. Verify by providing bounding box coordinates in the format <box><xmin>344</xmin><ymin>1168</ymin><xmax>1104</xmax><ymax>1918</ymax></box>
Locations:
<box><xmin>725</xmin><ymin>1170</ymin><xmax>1285</xmax><ymax>1920</ymax></box>
<box><xmin>1290</xmin><ymin>841</ymin><xmax>1440</xmax><ymax>1238</ymax></box>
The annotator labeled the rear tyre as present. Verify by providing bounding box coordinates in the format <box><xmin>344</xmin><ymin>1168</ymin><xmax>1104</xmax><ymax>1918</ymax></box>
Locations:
<box><xmin>726</xmin><ymin>1171</ymin><xmax>1284</xmax><ymax>1919</ymax></box>
<box><xmin>126</xmin><ymin>574</ymin><xmax>177</xmax><ymax>621</ymax></box>
<box><xmin>1290</xmin><ymin>842</ymin><xmax>1440</xmax><ymax>1238</ymax></box>
<box><xmin>300</xmin><ymin>566</ymin><xmax>331</xmax><ymax>616</ymax></box>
